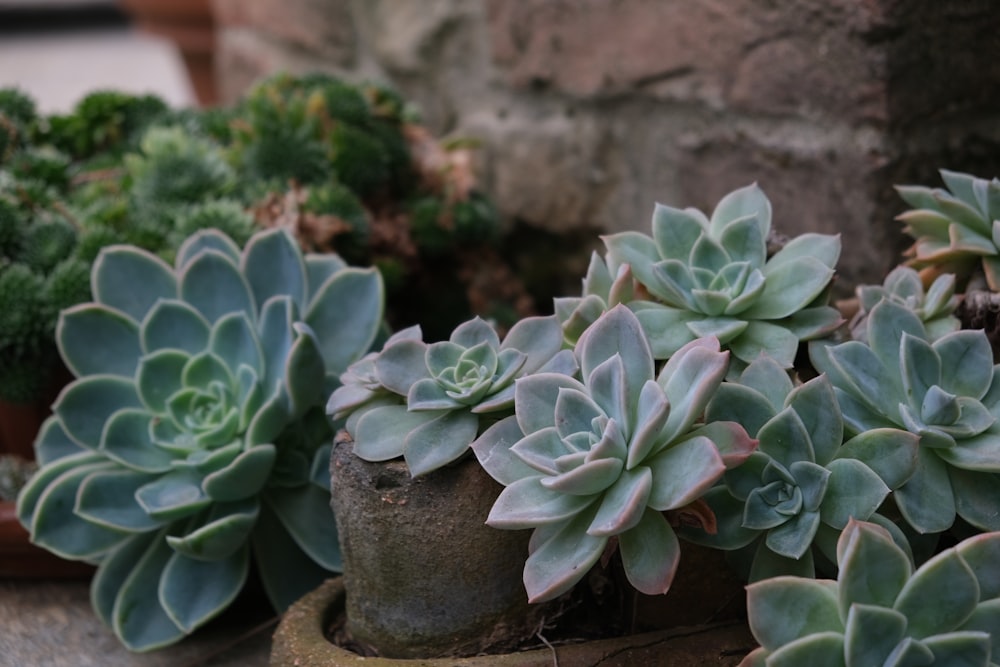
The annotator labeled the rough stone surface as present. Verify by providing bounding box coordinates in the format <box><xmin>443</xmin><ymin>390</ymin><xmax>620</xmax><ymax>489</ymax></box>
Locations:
<box><xmin>213</xmin><ymin>0</ymin><xmax>1000</xmax><ymax>295</ymax></box>
<box><xmin>0</xmin><ymin>579</ymin><xmax>271</xmax><ymax>667</ymax></box>
<box><xmin>329</xmin><ymin>433</ymin><xmax>546</xmax><ymax>660</ymax></box>
<box><xmin>212</xmin><ymin>0</ymin><xmax>355</xmax><ymax>62</ymax></box>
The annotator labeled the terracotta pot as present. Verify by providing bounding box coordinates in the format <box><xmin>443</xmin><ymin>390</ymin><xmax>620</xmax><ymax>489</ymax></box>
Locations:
<box><xmin>118</xmin><ymin>0</ymin><xmax>218</xmax><ymax>106</ymax></box>
<box><xmin>270</xmin><ymin>577</ymin><xmax>756</xmax><ymax>667</ymax></box>
<box><xmin>328</xmin><ymin>432</ymin><xmax>550</xmax><ymax>659</ymax></box>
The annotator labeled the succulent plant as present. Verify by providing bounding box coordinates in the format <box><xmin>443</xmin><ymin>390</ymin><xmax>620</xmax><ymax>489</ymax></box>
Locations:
<box><xmin>740</xmin><ymin>518</ymin><xmax>1000</xmax><ymax>667</ymax></box>
<box><xmin>897</xmin><ymin>169</ymin><xmax>1000</xmax><ymax>290</ymax></box>
<box><xmin>564</xmin><ymin>184</ymin><xmax>843</xmax><ymax>370</ymax></box>
<box><xmin>850</xmin><ymin>266</ymin><xmax>960</xmax><ymax>343</ymax></box>
<box><xmin>680</xmin><ymin>355</ymin><xmax>920</xmax><ymax>580</ymax></box>
<box><xmin>327</xmin><ymin>314</ymin><xmax>576</xmax><ymax>477</ymax></box>
<box><xmin>471</xmin><ymin>305</ymin><xmax>756</xmax><ymax>602</ymax></box>
<box><xmin>811</xmin><ymin>298</ymin><xmax>1000</xmax><ymax>534</ymax></box>
<box><xmin>17</xmin><ymin>227</ymin><xmax>384</xmax><ymax>651</ymax></box>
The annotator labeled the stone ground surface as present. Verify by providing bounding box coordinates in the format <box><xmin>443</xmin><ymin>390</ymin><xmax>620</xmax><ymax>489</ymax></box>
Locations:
<box><xmin>0</xmin><ymin>4</ymin><xmax>270</xmax><ymax>665</ymax></box>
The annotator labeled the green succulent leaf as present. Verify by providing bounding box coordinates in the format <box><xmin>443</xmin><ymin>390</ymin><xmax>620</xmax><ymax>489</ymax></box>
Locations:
<box><xmin>266</xmin><ymin>485</ymin><xmax>341</xmax><ymax>571</ymax></box>
<box><xmin>180</xmin><ymin>249</ymin><xmax>254</xmax><ymax>324</ymax></box>
<box><xmin>844</xmin><ymin>603</ymin><xmax>908</xmax><ymax>667</ymax></box>
<box><xmin>746</xmin><ymin>577</ymin><xmax>842</xmax><ymax>651</ymax></box>
<box><xmin>894</xmin><ymin>449</ymin><xmax>957</xmax><ymax>534</ymax></box>
<box><xmin>487</xmin><ymin>477</ymin><xmax>596</xmax><ymax>529</ymax></box>
<box><xmin>305</xmin><ymin>267</ymin><xmax>383</xmax><ymax>374</ymax></box>
<box><xmin>55</xmin><ymin>375</ymin><xmax>142</xmax><ymax>449</ymax></box>
<box><xmin>743</xmin><ymin>257</ymin><xmax>835</xmax><ymax>320</ymax></box>
<box><xmin>159</xmin><ymin>546</ymin><xmax>249</xmax><ymax>633</ymax></box>
<box><xmin>893</xmin><ymin>547</ymin><xmax>980</xmax><ymax>638</ymax></box>
<box><xmin>75</xmin><ymin>468</ymin><xmax>161</xmax><ymax>532</ymax></box>
<box><xmin>202</xmin><ymin>444</ymin><xmax>276</xmax><ymax>502</ymax></box>
<box><xmin>403</xmin><ymin>409</ymin><xmax>480</xmax><ymax>477</ymax></box>
<box><xmin>166</xmin><ymin>500</ymin><xmax>259</xmax><ymax>560</ymax></box>
<box><xmin>955</xmin><ymin>531</ymin><xmax>1000</xmax><ymax>598</ymax></box>
<box><xmin>522</xmin><ymin>506</ymin><xmax>606</xmax><ymax>603</ymax></box>
<box><xmin>837</xmin><ymin>520</ymin><xmax>912</xmax><ymax>617</ymax></box>
<box><xmin>619</xmin><ymin>508</ymin><xmax>679</xmax><ymax>595</ymax></box>
<box><xmin>112</xmin><ymin>532</ymin><xmax>184</xmax><ymax>651</ymax></box>
<box><xmin>140</xmin><ymin>299</ymin><xmax>211</xmax><ymax>355</ymax></box>
<box><xmin>820</xmin><ymin>459</ymin><xmax>888</xmax><ymax>529</ymax></box>
<box><xmin>58</xmin><ymin>304</ymin><xmax>142</xmax><ymax>378</ymax></box>
<box><xmin>353</xmin><ymin>405</ymin><xmax>437</xmax><ymax>462</ymax></box>
<box><xmin>241</xmin><ymin>229</ymin><xmax>306</xmax><ymax>313</ymax></box>
<box><xmin>135</xmin><ymin>469</ymin><xmax>210</xmax><ymax>521</ymax></box>
<box><xmin>764</xmin><ymin>632</ymin><xmax>847</xmax><ymax>667</ymax></box>
<box><xmin>92</xmin><ymin>246</ymin><xmax>176</xmax><ymax>322</ymax></box>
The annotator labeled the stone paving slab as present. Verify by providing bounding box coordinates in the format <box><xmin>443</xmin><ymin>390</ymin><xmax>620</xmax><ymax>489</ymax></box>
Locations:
<box><xmin>0</xmin><ymin>579</ymin><xmax>273</xmax><ymax>667</ymax></box>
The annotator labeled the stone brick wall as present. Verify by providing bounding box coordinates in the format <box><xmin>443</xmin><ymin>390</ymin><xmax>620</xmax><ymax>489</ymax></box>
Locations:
<box><xmin>212</xmin><ymin>0</ymin><xmax>1000</xmax><ymax>295</ymax></box>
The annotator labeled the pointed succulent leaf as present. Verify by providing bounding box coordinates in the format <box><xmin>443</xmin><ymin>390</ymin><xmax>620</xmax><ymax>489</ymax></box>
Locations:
<box><xmin>404</xmin><ymin>410</ymin><xmax>480</xmax><ymax>477</ymax></box>
<box><xmin>687</xmin><ymin>420</ymin><xmax>757</xmax><ymax>468</ymax></box>
<box><xmin>837</xmin><ymin>519</ymin><xmax>912</xmax><ymax>617</ymax></box>
<box><xmin>645</xmin><ymin>435</ymin><xmax>725</xmax><ymax>510</ymax></box>
<box><xmin>135</xmin><ymin>469</ymin><xmax>210</xmax><ymax>521</ymax></box>
<box><xmin>55</xmin><ymin>376</ymin><xmax>142</xmax><ymax>449</ymax></box>
<box><xmin>176</xmin><ymin>228</ymin><xmax>241</xmax><ymax>269</ymax></box>
<box><xmin>729</xmin><ymin>320</ymin><xmax>800</xmax><ymax>367</ymax></box>
<box><xmin>304</xmin><ymin>254</ymin><xmax>347</xmax><ymax>301</ymax></box>
<box><xmin>824</xmin><ymin>340</ymin><xmax>900</xmax><ymax>421</ymax></box>
<box><xmin>202</xmin><ymin>445</ymin><xmax>276</xmax><ymax>502</ymax></box>
<box><xmin>92</xmin><ymin>245</ymin><xmax>177</xmax><ymax>322</ymax></box>
<box><xmin>159</xmin><ymin>546</ymin><xmax>249</xmax><ymax>634</ymax></box>
<box><xmin>820</xmin><ymin>458</ymin><xmax>889</xmax><ymax>528</ymax></box>
<box><xmin>893</xmin><ymin>449</ymin><xmax>957</xmax><ymax>534</ymax></box>
<box><xmin>586</xmin><ymin>467</ymin><xmax>651</xmax><ymax>536</ymax></box>
<box><xmin>619</xmin><ymin>508</ymin><xmax>680</xmax><ymax>595</ymax></box>
<box><xmin>514</xmin><ymin>372</ymin><xmax>587</xmax><ymax>435</ymax></box>
<box><xmin>471</xmin><ymin>416</ymin><xmax>536</xmax><ymax>485</ymax></box>
<box><xmin>374</xmin><ymin>339</ymin><xmax>429</xmax><ymax>396</ymax></box>
<box><xmin>578</xmin><ymin>305</ymin><xmax>653</xmax><ymax>410</ymax></box>
<box><xmin>210</xmin><ymin>312</ymin><xmax>264</xmax><ymax>378</ymax></box>
<box><xmin>241</xmin><ymin>228</ymin><xmax>306</xmax><ymax>312</ymax></box>
<box><xmin>75</xmin><ymin>469</ymin><xmax>161</xmax><ymax>532</ymax></box>
<box><xmin>739</xmin><ymin>355</ymin><xmax>794</xmax><ymax>412</ymax></box>
<box><xmin>893</xmin><ymin>547</ymin><xmax>980</xmax><ymax>637</ymax></box>
<box><xmin>919</xmin><ymin>631</ymin><xmax>992</xmax><ymax>667</ymax></box>
<box><xmin>757</xmin><ymin>407</ymin><xmax>815</xmax><ymax>469</ymax></box>
<box><xmin>786</xmin><ymin>375</ymin><xmax>842</xmax><ymax>465</ymax></box>
<box><xmin>141</xmin><ymin>299</ymin><xmax>211</xmax><ymax>355</ymax></box>
<box><xmin>768</xmin><ymin>233</ymin><xmax>841</xmax><ymax>271</ymax></box>
<box><xmin>283</xmin><ymin>323</ymin><xmax>327</xmax><ymax>417</ymax></box>
<box><xmin>305</xmin><ymin>267</ymin><xmax>383</xmax><ymax>374</ymax></box>
<box><xmin>58</xmin><ymin>304</ymin><xmax>142</xmax><ymax>378</ymax></box>
<box><xmin>766</xmin><ymin>509</ymin><xmax>820</xmax><ymax>560</ymax></box>
<box><xmin>956</xmin><ymin>531</ymin><xmax>1000</xmax><ymax>598</ymax></box>
<box><xmin>745</xmin><ymin>577</ymin><xmax>842</xmax><ymax>651</ymax></box>
<box><xmin>685</xmin><ymin>315</ymin><xmax>750</xmax><ymax>343</ymax></box>
<box><xmin>934</xmin><ymin>329</ymin><xmax>995</xmax><ymax>400</ymax></box>
<box><xmin>706</xmin><ymin>382</ymin><xmax>776</xmax><ymax>437</ymax></box>
<box><xmin>99</xmin><ymin>407</ymin><xmax>173</xmax><ymax>472</ymax></box>
<box><xmin>958</xmin><ymin>600</ymin><xmax>1000</xmax><ymax>658</ymax></box>
<box><xmin>166</xmin><ymin>500</ymin><xmax>258</xmax><ymax>560</ymax></box>
<box><xmin>500</xmin><ymin>314</ymin><xmax>564</xmax><ymax>373</ymax></box>
<box><xmin>632</xmin><ymin>303</ymin><xmax>700</xmax><ymax>358</ymax></box>
<box><xmin>750</xmin><ymin>536</ymin><xmax>817</xmax><ymax>581</ymax></box>
<box><xmin>689</xmin><ymin>234</ymin><xmax>730</xmax><ymax>273</ymax></box>
<box><xmin>709</xmin><ymin>183</ymin><xmax>771</xmax><ymax>238</ymax></box>
<box><xmin>844</xmin><ymin>603</ymin><xmax>908</xmax><ymax>667</ymax></box>
<box><xmin>90</xmin><ymin>532</ymin><xmax>155</xmax><ymax>628</ymax></box>
<box><xmin>522</xmin><ymin>506</ymin><xmax>606</xmax><ymax>603</ymax></box>
<box><xmin>267</xmin><ymin>485</ymin><xmax>341</xmax><ymax>571</ymax></box>
<box><xmin>112</xmin><ymin>534</ymin><xmax>185</xmax><ymax>651</ymax></box>
<box><xmin>719</xmin><ymin>214</ymin><xmax>767</xmax><ymax>268</ymax></box>
<box><xmin>29</xmin><ymin>462</ymin><xmax>130</xmax><ymax>559</ymax></box>
<box><xmin>765</xmin><ymin>633</ymin><xmax>846</xmax><ymax>667</ymax></box>
<box><xmin>135</xmin><ymin>349</ymin><xmax>188</xmax><ymax>415</ymax></box>
<box><xmin>251</xmin><ymin>503</ymin><xmax>334</xmax><ymax>612</ymax></box>
<box><xmin>651</xmin><ymin>203</ymin><xmax>705</xmax><ymax>261</ymax></box>
<box><xmin>179</xmin><ymin>249</ymin><xmax>254</xmax><ymax>324</ymax></box>
<box><xmin>352</xmin><ymin>405</ymin><xmax>438</xmax><ymax>461</ymax></box>
<box><xmin>486</xmin><ymin>477</ymin><xmax>595</xmax><ymax>529</ymax></box>
<box><xmin>835</xmin><ymin>428</ymin><xmax>919</xmax><ymax>490</ymax></box>
<box><xmin>34</xmin><ymin>416</ymin><xmax>86</xmax><ymax>465</ymax></box>
<box><xmin>781</xmin><ymin>306</ymin><xmax>844</xmax><ymax>340</ymax></box>
<box><xmin>743</xmin><ymin>257</ymin><xmax>835</xmax><ymax>320</ymax></box>
<box><xmin>655</xmin><ymin>337</ymin><xmax>728</xmax><ymax>448</ymax></box>
<box><xmin>868</xmin><ymin>300</ymin><xmax>927</xmax><ymax>388</ymax></box>
<box><xmin>901</xmin><ymin>334</ymin><xmax>941</xmax><ymax>410</ymax></box>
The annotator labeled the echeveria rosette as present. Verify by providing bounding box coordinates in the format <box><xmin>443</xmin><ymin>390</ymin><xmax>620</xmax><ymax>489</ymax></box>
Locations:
<box><xmin>897</xmin><ymin>169</ymin><xmax>1000</xmax><ymax>290</ymax></box>
<box><xmin>811</xmin><ymin>298</ymin><xmax>1000</xmax><ymax>534</ymax></box>
<box><xmin>851</xmin><ymin>266</ymin><xmax>959</xmax><ymax>343</ymax></box>
<box><xmin>739</xmin><ymin>518</ymin><xmax>1000</xmax><ymax>667</ymax></box>
<box><xmin>601</xmin><ymin>184</ymin><xmax>843</xmax><ymax>369</ymax></box>
<box><xmin>681</xmin><ymin>355</ymin><xmax>920</xmax><ymax>581</ymax></box>
<box><xmin>328</xmin><ymin>314</ymin><xmax>577</xmax><ymax>477</ymax></box>
<box><xmin>16</xmin><ymin>227</ymin><xmax>384</xmax><ymax>651</ymax></box>
<box><xmin>472</xmin><ymin>305</ymin><xmax>757</xmax><ymax>602</ymax></box>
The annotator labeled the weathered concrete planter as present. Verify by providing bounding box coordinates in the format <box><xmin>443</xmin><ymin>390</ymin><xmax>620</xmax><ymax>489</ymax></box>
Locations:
<box><xmin>328</xmin><ymin>431</ymin><xmax>549</xmax><ymax>659</ymax></box>
<box><xmin>270</xmin><ymin>577</ymin><xmax>755</xmax><ymax>667</ymax></box>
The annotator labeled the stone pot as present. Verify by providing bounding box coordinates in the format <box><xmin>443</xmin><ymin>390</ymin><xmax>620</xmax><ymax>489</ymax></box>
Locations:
<box><xmin>328</xmin><ymin>431</ymin><xmax>550</xmax><ymax>659</ymax></box>
<box><xmin>270</xmin><ymin>577</ymin><xmax>756</xmax><ymax>667</ymax></box>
